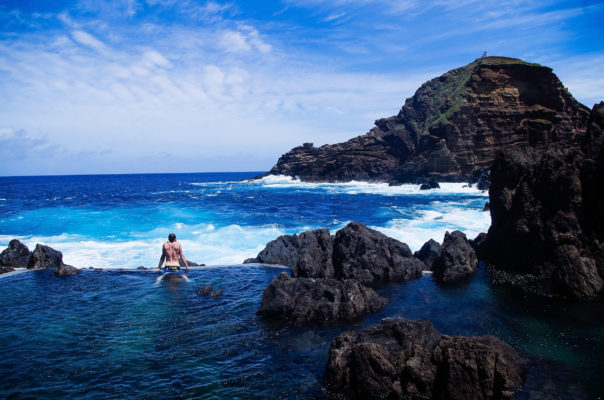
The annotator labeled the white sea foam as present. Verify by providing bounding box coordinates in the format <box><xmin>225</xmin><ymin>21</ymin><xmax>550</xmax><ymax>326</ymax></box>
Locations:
<box><xmin>1</xmin><ymin>224</ymin><xmax>290</xmax><ymax>270</ymax></box>
<box><xmin>371</xmin><ymin>206</ymin><xmax>491</xmax><ymax>251</ymax></box>
<box><xmin>246</xmin><ymin>175</ymin><xmax>488</xmax><ymax>197</ymax></box>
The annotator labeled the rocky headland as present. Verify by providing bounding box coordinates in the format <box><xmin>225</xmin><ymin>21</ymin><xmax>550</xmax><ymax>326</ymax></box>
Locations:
<box><xmin>484</xmin><ymin>102</ymin><xmax>604</xmax><ymax>299</ymax></box>
<box><xmin>325</xmin><ymin>318</ymin><xmax>526</xmax><ymax>400</ymax></box>
<box><xmin>261</xmin><ymin>56</ymin><xmax>589</xmax><ymax>184</ymax></box>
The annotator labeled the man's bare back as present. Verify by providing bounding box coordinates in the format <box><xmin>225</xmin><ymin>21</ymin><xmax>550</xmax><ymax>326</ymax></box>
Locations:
<box><xmin>156</xmin><ymin>233</ymin><xmax>189</xmax><ymax>283</ymax></box>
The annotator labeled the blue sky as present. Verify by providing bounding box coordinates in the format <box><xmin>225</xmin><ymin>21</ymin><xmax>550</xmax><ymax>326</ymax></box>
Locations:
<box><xmin>1</xmin><ymin>0</ymin><xmax>603</xmax><ymax>176</ymax></box>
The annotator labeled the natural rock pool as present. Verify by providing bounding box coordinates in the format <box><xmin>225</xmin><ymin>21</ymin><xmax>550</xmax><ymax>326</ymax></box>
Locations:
<box><xmin>1</xmin><ymin>265</ymin><xmax>602</xmax><ymax>399</ymax></box>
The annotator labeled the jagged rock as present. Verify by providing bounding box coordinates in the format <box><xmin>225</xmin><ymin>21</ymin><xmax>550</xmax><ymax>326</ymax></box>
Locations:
<box><xmin>476</xmin><ymin>170</ymin><xmax>491</xmax><ymax>191</ymax></box>
<box><xmin>262</xmin><ymin>57</ymin><xmax>589</xmax><ymax>184</ymax></box>
<box><xmin>432</xmin><ymin>231</ymin><xmax>478</xmax><ymax>283</ymax></box>
<box><xmin>197</xmin><ymin>285</ymin><xmax>213</xmax><ymax>296</ymax></box>
<box><xmin>413</xmin><ymin>239</ymin><xmax>441</xmax><ymax>270</ymax></box>
<box><xmin>484</xmin><ymin>102</ymin><xmax>604</xmax><ymax>299</ymax></box>
<box><xmin>470</xmin><ymin>232</ymin><xmax>488</xmax><ymax>260</ymax></box>
<box><xmin>54</xmin><ymin>264</ymin><xmax>80</xmax><ymax>277</ymax></box>
<box><xmin>482</xmin><ymin>201</ymin><xmax>490</xmax><ymax>211</ymax></box>
<box><xmin>333</xmin><ymin>222</ymin><xmax>424</xmax><ymax>284</ymax></box>
<box><xmin>244</xmin><ymin>228</ymin><xmax>334</xmax><ymax>278</ymax></box>
<box><xmin>137</xmin><ymin>266</ymin><xmax>148</xmax><ymax>270</ymax></box>
<box><xmin>324</xmin><ymin>318</ymin><xmax>525</xmax><ymax>400</ymax></box>
<box><xmin>418</xmin><ymin>177</ymin><xmax>440</xmax><ymax>190</ymax></box>
<box><xmin>0</xmin><ymin>239</ymin><xmax>32</xmax><ymax>269</ymax></box>
<box><xmin>28</xmin><ymin>244</ymin><xmax>64</xmax><ymax>270</ymax></box>
<box><xmin>257</xmin><ymin>272</ymin><xmax>389</xmax><ymax>324</ymax></box>
<box><xmin>246</xmin><ymin>223</ymin><xmax>424</xmax><ymax>284</ymax></box>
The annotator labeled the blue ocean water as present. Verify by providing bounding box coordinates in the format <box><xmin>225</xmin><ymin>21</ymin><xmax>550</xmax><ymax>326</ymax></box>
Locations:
<box><xmin>0</xmin><ymin>172</ymin><xmax>490</xmax><ymax>268</ymax></box>
<box><xmin>1</xmin><ymin>173</ymin><xmax>603</xmax><ymax>399</ymax></box>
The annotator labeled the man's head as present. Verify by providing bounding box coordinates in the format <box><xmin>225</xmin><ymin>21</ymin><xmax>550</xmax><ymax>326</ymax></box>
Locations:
<box><xmin>168</xmin><ymin>233</ymin><xmax>176</xmax><ymax>242</ymax></box>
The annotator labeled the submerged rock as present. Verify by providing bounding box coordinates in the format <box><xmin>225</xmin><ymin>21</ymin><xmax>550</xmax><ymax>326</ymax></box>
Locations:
<box><xmin>54</xmin><ymin>264</ymin><xmax>80</xmax><ymax>277</ymax></box>
<box><xmin>324</xmin><ymin>318</ymin><xmax>525</xmax><ymax>400</ymax></box>
<box><xmin>333</xmin><ymin>222</ymin><xmax>424</xmax><ymax>284</ymax></box>
<box><xmin>197</xmin><ymin>285</ymin><xmax>213</xmax><ymax>296</ymax></box>
<box><xmin>257</xmin><ymin>272</ymin><xmax>389</xmax><ymax>324</ymax></box>
<box><xmin>485</xmin><ymin>102</ymin><xmax>604</xmax><ymax>299</ymax></box>
<box><xmin>210</xmin><ymin>289</ymin><xmax>223</xmax><ymax>299</ymax></box>
<box><xmin>413</xmin><ymin>239</ymin><xmax>441</xmax><ymax>270</ymax></box>
<box><xmin>0</xmin><ymin>239</ymin><xmax>32</xmax><ymax>271</ymax></box>
<box><xmin>432</xmin><ymin>230</ymin><xmax>478</xmax><ymax>283</ymax></box>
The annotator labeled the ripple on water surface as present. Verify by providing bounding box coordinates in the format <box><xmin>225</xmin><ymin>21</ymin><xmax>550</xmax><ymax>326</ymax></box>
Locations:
<box><xmin>1</xmin><ymin>265</ymin><xmax>604</xmax><ymax>399</ymax></box>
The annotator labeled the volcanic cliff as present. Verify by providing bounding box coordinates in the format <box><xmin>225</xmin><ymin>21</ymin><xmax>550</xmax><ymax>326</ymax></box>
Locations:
<box><xmin>264</xmin><ymin>57</ymin><xmax>590</xmax><ymax>183</ymax></box>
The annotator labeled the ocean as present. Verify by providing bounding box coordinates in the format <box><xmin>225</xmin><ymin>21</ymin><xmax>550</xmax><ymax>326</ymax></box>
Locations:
<box><xmin>1</xmin><ymin>172</ymin><xmax>603</xmax><ymax>399</ymax></box>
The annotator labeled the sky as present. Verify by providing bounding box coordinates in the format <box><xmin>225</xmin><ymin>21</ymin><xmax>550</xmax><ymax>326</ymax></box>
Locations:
<box><xmin>1</xmin><ymin>0</ymin><xmax>603</xmax><ymax>176</ymax></box>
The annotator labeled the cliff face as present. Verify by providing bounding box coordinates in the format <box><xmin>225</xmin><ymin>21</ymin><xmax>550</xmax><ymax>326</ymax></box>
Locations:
<box><xmin>266</xmin><ymin>57</ymin><xmax>590</xmax><ymax>183</ymax></box>
<box><xmin>484</xmin><ymin>103</ymin><xmax>604</xmax><ymax>299</ymax></box>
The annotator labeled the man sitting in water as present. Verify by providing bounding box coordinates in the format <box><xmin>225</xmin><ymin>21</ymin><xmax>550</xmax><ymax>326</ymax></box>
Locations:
<box><xmin>156</xmin><ymin>233</ymin><xmax>189</xmax><ymax>283</ymax></box>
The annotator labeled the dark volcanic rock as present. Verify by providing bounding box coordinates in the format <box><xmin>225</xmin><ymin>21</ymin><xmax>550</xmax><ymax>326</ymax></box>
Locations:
<box><xmin>28</xmin><ymin>244</ymin><xmax>64</xmax><ymax>270</ymax></box>
<box><xmin>333</xmin><ymin>222</ymin><xmax>424</xmax><ymax>284</ymax></box>
<box><xmin>470</xmin><ymin>232</ymin><xmax>488</xmax><ymax>260</ymax></box>
<box><xmin>476</xmin><ymin>170</ymin><xmax>492</xmax><ymax>191</ymax></box>
<box><xmin>413</xmin><ymin>239</ymin><xmax>440</xmax><ymax>270</ymax></box>
<box><xmin>257</xmin><ymin>272</ymin><xmax>389</xmax><ymax>324</ymax></box>
<box><xmin>210</xmin><ymin>289</ymin><xmax>223</xmax><ymax>299</ymax></box>
<box><xmin>432</xmin><ymin>231</ymin><xmax>478</xmax><ymax>283</ymax></box>
<box><xmin>485</xmin><ymin>102</ymin><xmax>604</xmax><ymax>299</ymax></box>
<box><xmin>246</xmin><ymin>222</ymin><xmax>423</xmax><ymax>284</ymax></box>
<box><xmin>324</xmin><ymin>318</ymin><xmax>525</xmax><ymax>400</ymax></box>
<box><xmin>264</xmin><ymin>57</ymin><xmax>589</xmax><ymax>184</ymax></box>
<box><xmin>418</xmin><ymin>177</ymin><xmax>440</xmax><ymax>190</ymax></box>
<box><xmin>244</xmin><ymin>228</ymin><xmax>334</xmax><ymax>278</ymax></box>
<box><xmin>0</xmin><ymin>239</ymin><xmax>32</xmax><ymax>270</ymax></box>
<box><xmin>54</xmin><ymin>264</ymin><xmax>80</xmax><ymax>277</ymax></box>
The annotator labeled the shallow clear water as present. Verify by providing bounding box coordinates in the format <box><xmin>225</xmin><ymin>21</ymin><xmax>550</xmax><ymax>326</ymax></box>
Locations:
<box><xmin>1</xmin><ymin>266</ymin><xmax>603</xmax><ymax>399</ymax></box>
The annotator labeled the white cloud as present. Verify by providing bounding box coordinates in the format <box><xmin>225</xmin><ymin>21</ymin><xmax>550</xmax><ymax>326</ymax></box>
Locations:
<box><xmin>220</xmin><ymin>30</ymin><xmax>251</xmax><ymax>52</ymax></box>
<box><xmin>71</xmin><ymin>30</ymin><xmax>106</xmax><ymax>51</ymax></box>
<box><xmin>143</xmin><ymin>50</ymin><xmax>172</xmax><ymax>68</ymax></box>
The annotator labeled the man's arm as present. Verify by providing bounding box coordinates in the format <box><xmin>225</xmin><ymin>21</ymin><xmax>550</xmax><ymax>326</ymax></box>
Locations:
<box><xmin>157</xmin><ymin>246</ymin><xmax>165</xmax><ymax>271</ymax></box>
<box><xmin>178</xmin><ymin>244</ymin><xmax>189</xmax><ymax>271</ymax></box>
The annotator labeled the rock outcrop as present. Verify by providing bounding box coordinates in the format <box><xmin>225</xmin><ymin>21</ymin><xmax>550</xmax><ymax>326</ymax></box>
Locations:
<box><xmin>432</xmin><ymin>230</ymin><xmax>478</xmax><ymax>283</ymax></box>
<box><xmin>324</xmin><ymin>318</ymin><xmax>526</xmax><ymax>400</ymax></box>
<box><xmin>485</xmin><ymin>102</ymin><xmax>604</xmax><ymax>299</ymax></box>
<box><xmin>246</xmin><ymin>228</ymin><xmax>334</xmax><ymax>278</ymax></box>
<box><xmin>245</xmin><ymin>222</ymin><xmax>424</xmax><ymax>284</ymax></box>
<box><xmin>0</xmin><ymin>239</ymin><xmax>31</xmax><ymax>273</ymax></box>
<box><xmin>413</xmin><ymin>239</ymin><xmax>440</xmax><ymax>270</ymax></box>
<box><xmin>333</xmin><ymin>222</ymin><xmax>424</xmax><ymax>284</ymax></box>
<box><xmin>262</xmin><ymin>57</ymin><xmax>589</xmax><ymax>184</ymax></box>
<box><xmin>257</xmin><ymin>272</ymin><xmax>389</xmax><ymax>324</ymax></box>
<box><xmin>28</xmin><ymin>244</ymin><xmax>64</xmax><ymax>270</ymax></box>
